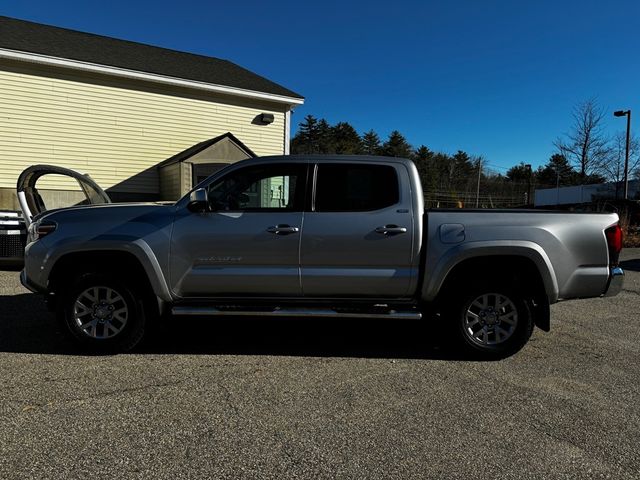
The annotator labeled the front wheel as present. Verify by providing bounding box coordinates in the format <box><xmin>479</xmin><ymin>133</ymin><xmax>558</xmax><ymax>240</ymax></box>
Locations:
<box><xmin>452</xmin><ymin>286</ymin><xmax>533</xmax><ymax>359</ymax></box>
<box><xmin>57</xmin><ymin>273</ymin><xmax>147</xmax><ymax>353</ymax></box>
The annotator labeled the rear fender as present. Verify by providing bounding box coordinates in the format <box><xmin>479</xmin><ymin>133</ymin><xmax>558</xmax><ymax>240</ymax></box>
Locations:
<box><xmin>422</xmin><ymin>241</ymin><xmax>559</xmax><ymax>304</ymax></box>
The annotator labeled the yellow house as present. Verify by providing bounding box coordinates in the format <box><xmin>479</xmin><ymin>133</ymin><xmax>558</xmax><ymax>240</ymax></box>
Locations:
<box><xmin>0</xmin><ymin>16</ymin><xmax>304</xmax><ymax>209</ymax></box>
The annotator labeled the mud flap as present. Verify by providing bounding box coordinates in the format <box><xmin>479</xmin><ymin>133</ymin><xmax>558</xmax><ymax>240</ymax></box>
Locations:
<box><xmin>531</xmin><ymin>298</ymin><xmax>550</xmax><ymax>332</ymax></box>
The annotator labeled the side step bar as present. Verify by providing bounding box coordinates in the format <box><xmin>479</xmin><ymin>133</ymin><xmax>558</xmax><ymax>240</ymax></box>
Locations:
<box><xmin>172</xmin><ymin>306</ymin><xmax>422</xmax><ymax>320</ymax></box>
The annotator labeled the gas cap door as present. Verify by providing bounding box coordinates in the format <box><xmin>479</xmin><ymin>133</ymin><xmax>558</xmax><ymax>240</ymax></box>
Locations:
<box><xmin>439</xmin><ymin>223</ymin><xmax>465</xmax><ymax>244</ymax></box>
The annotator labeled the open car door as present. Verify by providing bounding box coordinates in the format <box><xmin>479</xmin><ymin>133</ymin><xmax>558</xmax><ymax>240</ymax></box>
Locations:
<box><xmin>17</xmin><ymin>165</ymin><xmax>111</xmax><ymax>225</ymax></box>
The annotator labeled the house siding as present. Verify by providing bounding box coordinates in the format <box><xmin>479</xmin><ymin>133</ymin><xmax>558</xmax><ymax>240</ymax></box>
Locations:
<box><xmin>159</xmin><ymin>162</ymin><xmax>181</xmax><ymax>201</ymax></box>
<box><xmin>181</xmin><ymin>163</ymin><xmax>192</xmax><ymax>196</ymax></box>
<box><xmin>0</xmin><ymin>60</ymin><xmax>287</xmax><ymax>196</ymax></box>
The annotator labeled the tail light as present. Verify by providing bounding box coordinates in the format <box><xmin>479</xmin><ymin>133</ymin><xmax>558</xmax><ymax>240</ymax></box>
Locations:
<box><xmin>605</xmin><ymin>224</ymin><xmax>623</xmax><ymax>266</ymax></box>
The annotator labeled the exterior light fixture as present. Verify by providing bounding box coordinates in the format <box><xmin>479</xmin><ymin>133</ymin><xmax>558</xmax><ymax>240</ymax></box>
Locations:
<box><xmin>259</xmin><ymin>113</ymin><xmax>274</xmax><ymax>125</ymax></box>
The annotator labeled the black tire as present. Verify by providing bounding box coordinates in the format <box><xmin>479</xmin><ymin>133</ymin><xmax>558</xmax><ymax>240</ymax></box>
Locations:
<box><xmin>450</xmin><ymin>284</ymin><xmax>534</xmax><ymax>359</ymax></box>
<box><xmin>57</xmin><ymin>273</ymin><xmax>147</xmax><ymax>353</ymax></box>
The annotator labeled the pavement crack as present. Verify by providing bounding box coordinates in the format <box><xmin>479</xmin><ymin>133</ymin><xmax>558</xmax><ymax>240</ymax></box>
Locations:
<box><xmin>217</xmin><ymin>381</ymin><xmax>241</xmax><ymax>421</ymax></box>
<box><xmin>4</xmin><ymin>379</ymin><xmax>186</xmax><ymax>415</ymax></box>
<box><xmin>44</xmin><ymin>379</ymin><xmax>186</xmax><ymax>409</ymax></box>
<box><xmin>85</xmin><ymin>380</ymin><xmax>185</xmax><ymax>400</ymax></box>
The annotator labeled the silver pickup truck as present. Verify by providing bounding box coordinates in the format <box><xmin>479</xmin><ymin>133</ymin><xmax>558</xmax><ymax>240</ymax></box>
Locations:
<box><xmin>18</xmin><ymin>156</ymin><xmax>624</xmax><ymax>357</ymax></box>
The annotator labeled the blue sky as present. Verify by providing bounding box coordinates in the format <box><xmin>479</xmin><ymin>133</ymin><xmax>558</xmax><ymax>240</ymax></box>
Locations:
<box><xmin>2</xmin><ymin>0</ymin><xmax>639</xmax><ymax>171</ymax></box>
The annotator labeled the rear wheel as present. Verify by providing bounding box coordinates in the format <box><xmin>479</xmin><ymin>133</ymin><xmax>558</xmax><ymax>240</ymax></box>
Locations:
<box><xmin>452</xmin><ymin>285</ymin><xmax>533</xmax><ymax>358</ymax></box>
<box><xmin>57</xmin><ymin>273</ymin><xmax>147</xmax><ymax>353</ymax></box>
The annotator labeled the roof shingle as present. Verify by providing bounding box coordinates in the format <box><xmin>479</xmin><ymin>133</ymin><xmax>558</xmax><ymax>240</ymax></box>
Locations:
<box><xmin>0</xmin><ymin>16</ymin><xmax>303</xmax><ymax>100</ymax></box>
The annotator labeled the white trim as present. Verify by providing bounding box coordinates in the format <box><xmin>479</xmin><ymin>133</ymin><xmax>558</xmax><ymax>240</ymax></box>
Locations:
<box><xmin>0</xmin><ymin>47</ymin><xmax>304</xmax><ymax>106</ymax></box>
<box><xmin>284</xmin><ymin>110</ymin><xmax>291</xmax><ymax>155</ymax></box>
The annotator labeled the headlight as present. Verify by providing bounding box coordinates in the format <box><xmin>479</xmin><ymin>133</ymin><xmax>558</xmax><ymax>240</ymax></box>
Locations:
<box><xmin>29</xmin><ymin>220</ymin><xmax>57</xmax><ymax>241</ymax></box>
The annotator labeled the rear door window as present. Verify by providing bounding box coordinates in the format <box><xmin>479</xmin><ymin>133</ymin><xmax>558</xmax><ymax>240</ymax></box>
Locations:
<box><xmin>314</xmin><ymin>163</ymin><xmax>399</xmax><ymax>212</ymax></box>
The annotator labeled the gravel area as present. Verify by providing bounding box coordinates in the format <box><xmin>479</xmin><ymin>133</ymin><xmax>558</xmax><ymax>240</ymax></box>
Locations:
<box><xmin>0</xmin><ymin>250</ymin><xmax>639</xmax><ymax>479</ymax></box>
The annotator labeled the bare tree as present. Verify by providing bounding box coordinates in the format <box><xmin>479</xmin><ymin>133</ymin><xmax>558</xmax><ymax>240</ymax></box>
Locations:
<box><xmin>601</xmin><ymin>131</ymin><xmax>640</xmax><ymax>197</ymax></box>
<box><xmin>554</xmin><ymin>99</ymin><xmax>611</xmax><ymax>181</ymax></box>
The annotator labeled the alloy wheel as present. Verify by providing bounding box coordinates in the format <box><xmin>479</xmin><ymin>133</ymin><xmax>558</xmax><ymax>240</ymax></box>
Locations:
<box><xmin>73</xmin><ymin>286</ymin><xmax>129</xmax><ymax>339</ymax></box>
<box><xmin>463</xmin><ymin>293</ymin><xmax>518</xmax><ymax>346</ymax></box>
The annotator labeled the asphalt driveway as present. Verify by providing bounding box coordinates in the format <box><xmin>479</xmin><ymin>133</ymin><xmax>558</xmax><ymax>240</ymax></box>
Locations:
<box><xmin>0</xmin><ymin>250</ymin><xmax>639</xmax><ymax>479</ymax></box>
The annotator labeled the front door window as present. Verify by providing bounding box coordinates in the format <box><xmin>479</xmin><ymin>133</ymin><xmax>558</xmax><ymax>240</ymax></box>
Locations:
<box><xmin>207</xmin><ymin>163</ymin><xmax>305</xmax><ymax>212</ymax></box>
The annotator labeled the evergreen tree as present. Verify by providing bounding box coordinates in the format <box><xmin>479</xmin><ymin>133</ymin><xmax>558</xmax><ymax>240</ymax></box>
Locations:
<box><xmin>381</xmin><ymin>130</ymin><xmax>413</xmax><ymax>158</ymax></box>
<box><xmin>506</xmin><ymin>162</ymin><xmax>533</xmax><ymax>184</ymax></box>
<box><xmin>452</xmin><ymin>150</ymin><xmax>475</xmax><ymax>177</ymax></box>
<box><xmin>449</xmin><ymin>150</ymin><xmax>476</xmax><ymax>190</ymax></box>
<box><xmin>291</xmin><ymin>115</ymin><xmax>319</xmax><ymax>154</ymax></box>
<box><xmin>413</xmin><ymin>145</ymin><xmax>433</xmax><ymax>162</ymax></box>
<box><xmin>432</xmin><ymin>153</ymin><xmax>452</xmax><ymax>190</ymax></box>
<box><xmin>362</xmin><ymin>130</ymin><xmax>382</xmax><ymax>155</ymax></box>
<box><xmin>412</xmin><ymin>145</ymin><xmax>436</xmax><ymax>193</ymax></box>
<box><xmin>316</xmin><ymin>119</ymin><xmax>334</xmax><ymax>154</ymax></box>
<box><xmin>535</xmin><ymin>154</ymin><xmax>580</xmax><ymax>187</ymax></box>
<box><xmin>332</xmin><ymin>122</ymin><xmax>362</xmax><ymax>154</ymax></box>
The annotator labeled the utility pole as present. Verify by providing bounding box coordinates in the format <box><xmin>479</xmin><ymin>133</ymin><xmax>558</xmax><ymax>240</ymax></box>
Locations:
<box><xmin>475</xmin><ymin>158</ymin><xmax>482</xmax><ymax>208</ymax></box>
<box><xmin>556</xmin><ymin>166</ymin><xmax>561</xmax><ymax>205</ymax></box>
<box><xmin>614</xmin><ymin>110</ymin><xmax>632</xmax><ymax>200</ymax></box>
<box><xmin>525</xmin><ymin>164</ymin><xmax>532</xmax><ymax>206</ymax></box>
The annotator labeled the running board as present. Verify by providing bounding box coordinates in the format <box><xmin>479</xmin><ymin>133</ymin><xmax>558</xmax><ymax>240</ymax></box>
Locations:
<box><xmin>171</xmin><ymin>306</ymin><xmax>422</xmax><ymax>320</ymax></box>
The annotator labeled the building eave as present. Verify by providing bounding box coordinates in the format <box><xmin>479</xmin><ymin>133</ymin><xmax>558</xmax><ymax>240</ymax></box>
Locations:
<box><xmin>0</xmin><ymin>47</ymin><xmax>305</xmax><ymax>107</ymax></box>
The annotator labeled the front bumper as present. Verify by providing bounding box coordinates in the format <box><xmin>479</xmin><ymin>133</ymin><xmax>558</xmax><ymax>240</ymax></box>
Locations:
<box><xmin>20</xmin><ymin>268</ymin><xmax>46</xmax><ymax>294</ymax></box>
<box><xmin>604</xmin><ymin>267</ymin><xmax>624</xmax><ymax>297</ymax></box>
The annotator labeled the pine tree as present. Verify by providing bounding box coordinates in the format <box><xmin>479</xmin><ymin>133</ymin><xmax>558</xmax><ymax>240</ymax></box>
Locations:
<box><xmin>536</xmin><ymin>154</ymin><xmax>579</xmax><ymax>187</ymax></box>
<box><xmin>412</xmin><ymin>145</ymin><xmax>436</xmax><ymax>194</ymax></box>
<box><xmin>432</xmin><ymin>153</ymin><xmax>452</xmax><ymax>190</ymax></box>
<box><xmin>506</xmin><ymin>162</ymin><xmax>533</xmax><ymax>184</ymax></box>
<box><xmin>450</xmin><ymin>150</ymin><xmax>476</xmax><ymax>190</ymax></box>
<box><xmin>362</xmin><ymin>130</ymin><xmax>382</xmax><ymax>155</ymax></box>
<box><xmin>413</xmin><ymin>145</ymin><xmax>433</xmax><ymax>162</ymax></box>
<box><xmin>291</xmin><ymin>115</ymin><xmax>319</xmax><ymax>154</ymax></box>
<box><xmin>316</xmin><ymin>119</ymin><xmax>334</xmax><ymax>154</ymax></box>
<box><xmin>332</xmin><ymin>122</ymin><xmax>363</xmax><ymax>154</ymax></box>
<box><xmin>381</xmin><ymin>130</ymin><xmax>413</xmax><ymax>158</ymax></box>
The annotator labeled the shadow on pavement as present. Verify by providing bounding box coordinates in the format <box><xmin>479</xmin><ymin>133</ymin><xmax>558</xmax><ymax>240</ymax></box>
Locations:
<box><xmin>0</xmin><ymin>293</ymin><xmax>475</xmax><ymax>360</ymax></box>
<box><xmin>0</xmin><ymin>263</ymin><xmax>23</xmax><ymax>272</ymax></box>
<box><xmin>0</xmin><ymin>293</ymin><xmax>71</xmax><ymax>355</ymax></box>
<box><xmin>620</xmin><ymin>258</ymin><xmax>640</xmax><ymax>272</ymax></box>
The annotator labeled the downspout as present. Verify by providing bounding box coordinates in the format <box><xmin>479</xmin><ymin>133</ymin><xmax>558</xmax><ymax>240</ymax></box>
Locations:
<box><xmin>284</xmin><ymin>109</ymin><xmax>291</xmax><ymax>155</ymax></box>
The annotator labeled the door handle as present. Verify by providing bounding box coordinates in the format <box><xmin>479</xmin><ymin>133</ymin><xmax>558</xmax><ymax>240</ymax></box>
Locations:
<box><xmin>267</xmin><ymin>224</ymin><xmax>300</xmax><ymax>235</ymax></box>
<box><xmin>375</xmin><ymin>225</ymin><xmax>407</xmax><ymax>235</ymax></box>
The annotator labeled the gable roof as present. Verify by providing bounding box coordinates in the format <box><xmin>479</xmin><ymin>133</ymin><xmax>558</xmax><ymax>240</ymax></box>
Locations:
<box><xmin>158</xmin><ymin>132</ymin><xmax>257</xmax><ymax>168</ymax></box>
<box><xmin>0</xmin><ymin>16</ymin><xmax>303</xmax><ymax>101</ymax></box>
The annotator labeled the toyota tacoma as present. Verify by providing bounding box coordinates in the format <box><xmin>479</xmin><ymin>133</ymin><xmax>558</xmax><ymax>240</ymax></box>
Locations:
<box><xmin>18</xmin><ymin>156</ymin><xmax>625</xmax><ymax>357</ymax></box>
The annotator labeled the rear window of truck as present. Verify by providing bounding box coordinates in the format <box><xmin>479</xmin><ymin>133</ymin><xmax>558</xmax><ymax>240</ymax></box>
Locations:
<box><xmin>314</xmin><ymin>163</ymin><xmax>399</xmax><ymax>212</ymax></box>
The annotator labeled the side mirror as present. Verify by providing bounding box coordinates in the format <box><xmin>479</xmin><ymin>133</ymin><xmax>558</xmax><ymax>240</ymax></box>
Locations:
<box><xmin>187</xmin><ymin>188</ymin><xmax>209</xmax><ymax>213</ymax></box>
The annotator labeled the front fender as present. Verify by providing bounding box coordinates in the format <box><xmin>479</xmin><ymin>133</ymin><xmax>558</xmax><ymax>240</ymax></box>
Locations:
<box><xmin>41</xmin><ymin>236</ymin><xmax>173</xmax><ymax>302</ymax></box>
